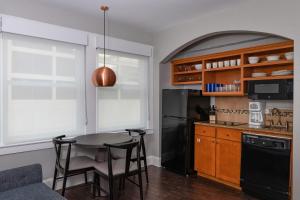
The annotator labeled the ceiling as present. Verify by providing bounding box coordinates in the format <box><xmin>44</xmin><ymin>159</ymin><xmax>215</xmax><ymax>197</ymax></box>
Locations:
<box><xmin>35</xmin><ymin>0</ymin><xmax>243</xmax><ymax>33</ymax></box>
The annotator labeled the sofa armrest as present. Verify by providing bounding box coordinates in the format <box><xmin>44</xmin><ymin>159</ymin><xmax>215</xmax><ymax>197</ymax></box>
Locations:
<box><xmin>0</xmin><ymin>164</ymin><xmax>42</xmax><ymax>192</ymax></box>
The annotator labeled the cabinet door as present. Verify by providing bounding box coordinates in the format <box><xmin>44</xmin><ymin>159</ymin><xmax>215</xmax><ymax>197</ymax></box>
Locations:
<box><xmin>195</xmin><ymin>125</ymin><xmax>216</xmax><ymax>137</ymax></box>
<box><xmin>216</xmin><ymin>139</ymin><xmax>241</xmax><ymax>185</ymax></box>
<box><xmin>195</xmin><ymin>135</ymin><xmax>216</xmax><ymax>176</ymax></box>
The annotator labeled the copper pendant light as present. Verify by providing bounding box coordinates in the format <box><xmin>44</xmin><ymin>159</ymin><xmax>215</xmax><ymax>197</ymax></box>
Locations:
<box><xmin>92</xmin><ymin>5</ymin><xmax>116</xmax><ymax>87</ymax></box>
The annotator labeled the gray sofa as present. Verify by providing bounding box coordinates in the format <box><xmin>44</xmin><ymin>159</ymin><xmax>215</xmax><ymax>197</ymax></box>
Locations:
<box><xmin>0</xmin><ymin>164</ymin><xmax>66</xmax><ymax>200</ymax></box>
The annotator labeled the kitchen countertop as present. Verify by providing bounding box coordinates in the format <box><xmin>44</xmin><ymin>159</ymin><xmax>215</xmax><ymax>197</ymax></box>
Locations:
<box><xmin>194</xmin><ymin>121</ymin><xmax>293</xmax><ymax>138</ymax></box>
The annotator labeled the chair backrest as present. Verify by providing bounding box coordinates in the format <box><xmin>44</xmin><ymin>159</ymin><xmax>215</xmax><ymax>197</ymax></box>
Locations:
<box><xmin>104</xmin><ymin>140</ymin><xmax>141</xmax><ymax>177</ymax></box>
<box><xmin>125</xmin><ymin>129</ymin><xmax>146</xmax><ymax>137</ymax></box>
<box><xmin>52</xmin><ymin>135</ymin><xmax>76</xmax><ymax>172</ymax></box>
<box><xmin>125</xmin><ymin>129</ymin><xmax>146</xmax><ymax>156</ymax></box>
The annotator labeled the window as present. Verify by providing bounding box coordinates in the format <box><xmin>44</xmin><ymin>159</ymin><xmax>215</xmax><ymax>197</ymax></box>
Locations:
<box><xmin>96</xmin><ymin>50</ymin><xmax>149</xmax><ymax>131</ymax></box>
<box><xmin>1</xmin><ymin>33</ymin><xmax>85</xmax><ymax>145</ymax></box>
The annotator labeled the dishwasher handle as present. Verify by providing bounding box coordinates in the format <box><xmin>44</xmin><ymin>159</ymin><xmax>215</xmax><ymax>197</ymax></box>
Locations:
<box><xmin>242</xmin><ymin>133</ymin><xmax>291</xmax><ymax>150</ymax></box>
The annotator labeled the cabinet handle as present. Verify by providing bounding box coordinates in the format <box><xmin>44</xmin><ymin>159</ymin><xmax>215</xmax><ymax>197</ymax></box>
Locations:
<box><xmin>197</xmin><ymin>138</ymin><xmax>201</xmax><ymax>143</ymax></box>
<box><xmin>226</xmin><ymin>134</ymin><xmax>230</xmax><ymax>137</ymax></box>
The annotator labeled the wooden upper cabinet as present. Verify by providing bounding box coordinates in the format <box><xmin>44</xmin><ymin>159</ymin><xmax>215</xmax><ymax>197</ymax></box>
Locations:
<box><xmin>215</xmin><ymin>139</ymin><xmax>241</xmax><ymax>185</ymax></box>
<box><xmin>171</xmin><ymin>41</ymin><xmax>294</xmax><ymax>97</ymax></box>
<box><xmin>196</xmin><ymin>135</ymin><xmax>216</xmax><ymax>177</ymax></box>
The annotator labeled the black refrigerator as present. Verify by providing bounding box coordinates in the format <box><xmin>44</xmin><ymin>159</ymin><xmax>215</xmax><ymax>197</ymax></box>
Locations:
<box><xmin>161</xmin><ymin>89</ymin><xmax>210</xmax><ymax>175</ymax></box>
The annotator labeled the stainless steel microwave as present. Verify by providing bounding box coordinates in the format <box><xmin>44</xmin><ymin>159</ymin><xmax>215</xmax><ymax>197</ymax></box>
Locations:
<box><xmin>248</xmin><ymin>79</ymin><xmax>293</xmax><ymax>100</ymax></box>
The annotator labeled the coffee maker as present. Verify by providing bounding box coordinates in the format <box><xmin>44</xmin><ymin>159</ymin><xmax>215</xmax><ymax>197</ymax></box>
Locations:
<box><xmin>249</xmin><ymin>101</ymin><xmax>266</xmax><ymax>128</ymax></box>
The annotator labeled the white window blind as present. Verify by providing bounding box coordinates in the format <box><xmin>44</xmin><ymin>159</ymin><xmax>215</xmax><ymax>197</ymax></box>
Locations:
<box><xmin>96</xmin><ymin>50</ymin><xmax>149</xmax><ymax>132</ymax></box>
<box><xmin>1</xmin><ymin>33</ymin><xmax>85</xmax><ymax>145</ymax></box>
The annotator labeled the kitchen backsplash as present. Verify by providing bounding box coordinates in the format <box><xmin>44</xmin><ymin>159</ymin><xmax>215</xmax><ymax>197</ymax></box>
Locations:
<box><xmin>214</xmin><ymin>97</ymin><xmax>293</xmax><ymax>125</ymax></box>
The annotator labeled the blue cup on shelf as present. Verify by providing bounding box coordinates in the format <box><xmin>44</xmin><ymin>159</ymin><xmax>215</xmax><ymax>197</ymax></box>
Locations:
<box><xmin>216</xmin><ymin>83</ymin><xmax>220</xmax><ymax>92</ymax></box>
<box><xmin>206</xmin><ymin>84</ymin><xmax>211</xmax><ymax>92</ymax></box>
<box><xmin>211</xmin><ymin>83</ymin><xmax>216</xmax><ymax>92</ymax></box>
<box><xmin>207</xmin><ymin>83</ymin><xmax>216</xmax><ymax>92</ymax></box>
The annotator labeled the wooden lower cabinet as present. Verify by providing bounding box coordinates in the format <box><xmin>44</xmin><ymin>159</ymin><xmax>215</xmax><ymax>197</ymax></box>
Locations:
<box><xmin>194</xmin><ymin>125</ymin><xmax>242</xmax><ymax>188</ymax></box>
<box><xmin>215</xmin><ymin>139</ymin><xmax>241</xmax><ymax>185</ymax></box>
<box><xmin>195</xmin><ymin>134</ymin><xmax>215</xmax><ymax>177</ymax></box>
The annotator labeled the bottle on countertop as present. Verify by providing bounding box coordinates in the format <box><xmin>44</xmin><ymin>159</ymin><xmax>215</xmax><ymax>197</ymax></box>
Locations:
<box><xmin>209</xmin><ymin>105</ymin><xmax>217</xmax><ymax>124</ymax></box>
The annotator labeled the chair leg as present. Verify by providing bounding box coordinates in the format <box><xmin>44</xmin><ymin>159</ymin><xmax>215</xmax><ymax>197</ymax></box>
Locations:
<box><xmin>138</xmin><ymin>168</ymin><xmax>144</xmax><ymax>200</ymax></box>
<box><xmin>122</xmin><ymin>176</ymin><xmax>125</xmax><ymax>190</ymax></box>
<box><xmin>108</xmin><ymin>177</ymin><xmax>114</xmax><ymax>200</ymax></box>
<box><xmin>52</xmin><ymin>168</ymin><xmax>58</xmax><ymax>190</ymax></box>
<box><xmin>143</xmin><ymin>158</ymin><xmax>149</xmax><ymax>183</ymax></box>
<box><xmin>62</xmin><ymin>173</ymin><xmax>68</xmax><ymax>196</ymax></box>
<box><xmin>84</xmin><ymin>172</ymin><xmax>88</xmax><ymax>184</ymax></box>
<box><xmin>118</xmin><ymin>177</ymin><xmax>122</xmax><ymax>191</ymax></box>
<box><xmin>93</xmin><ymin>173</ymin><xmax>96</xmax><ymax>198</ymax></box>
<box><xmin>97</xmin><ymin>175</ymin><xmax>101</xmax><ymax>197</ymax></box>
<box><xmin>141</xmin><ymin>139</ymin><xmax>149</xmax><ymax>183</ymax></box>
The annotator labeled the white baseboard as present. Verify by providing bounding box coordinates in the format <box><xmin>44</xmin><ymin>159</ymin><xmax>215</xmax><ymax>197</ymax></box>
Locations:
<box><xmin>44</xmin><ymin>156</ymin><xmax>161</xmax><ymax>190</ymax></box>
<box><xmin>147</xmin><ymin>156</ymin><xmax>161</xmax><ymax>167</ymax></box>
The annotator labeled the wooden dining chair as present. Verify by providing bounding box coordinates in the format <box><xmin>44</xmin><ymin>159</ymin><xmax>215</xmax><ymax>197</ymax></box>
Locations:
<box><xmin>93</xmin><ymin>140</ymin><xmax>144</xmax><ymax>200</ymax></box>
<box><xmin>52</xmin><ymin>135</ymin><xmax>97</xmax><ymax>196</ymax></box>
<box><xmin>125</xmin><ymin>129</ymin><xmax>149</xmax><ymax>183</ymax></box>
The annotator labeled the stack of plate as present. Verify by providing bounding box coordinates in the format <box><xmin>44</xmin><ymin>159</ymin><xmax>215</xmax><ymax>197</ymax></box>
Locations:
<box><xmin>271</xmin><ymin>70</ymin><xmax>293</xmax><ymax>76</ymax></box>
<box><xmin>252</xmin><ymin>72</ymin><xmax>267</xmax><ymax>77</ymax></box>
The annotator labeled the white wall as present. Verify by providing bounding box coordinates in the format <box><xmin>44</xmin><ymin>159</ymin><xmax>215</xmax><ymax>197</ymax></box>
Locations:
<box><xmin>152</xmin><ymin>0</ymin><xmax>300</xmax><ymax>199</ymax></box>
<box><xmin>0</xmin><ymin>0</ymin><xmax>153</xmax><ymax>45</ymax></box>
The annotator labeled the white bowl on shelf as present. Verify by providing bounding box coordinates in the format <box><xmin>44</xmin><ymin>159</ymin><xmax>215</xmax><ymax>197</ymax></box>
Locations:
<box><xmin>251</xmin><ymin>72</ymin><xmax>267</xmax><ymax>77</ymax></box>
<box><xmin>195</xmin><ymin>64</ymin><xmax>202</xmax><ymax>70</ymax></box>
<box><xmin>267</xmin><ymin>55</ymin><xmax>280</xmax><ymax>61</ymax></box>
<box><xmin>285</xmin><ymin>52</ymin><xmax>294</xmax><ymax>60</ymax></box>
<box><xmin>248</xmin><ymin>56</ymin><xmax>259</xmax><ymax>64</ymax></box>
<box><xmin>271</xmin><ymin>70</ymin><xmax>293</xmax><ymax>76</ymax></box>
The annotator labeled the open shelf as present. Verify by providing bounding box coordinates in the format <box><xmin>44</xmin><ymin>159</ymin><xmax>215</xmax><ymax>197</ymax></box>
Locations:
<box><xmin>174</xmin><ymin>70</ymin><xmax>202</xmax><ymax>75</ymax></box>
<box><xmin>171</xmin><ymin>41</ymin><xmax>294</xmax><ymax>96</ymax></box>
<box><xmin>243</xmin><ymin>60</ymin><xmax>293</xmax><ymax>68</ymax></box>
<box><xmin>243</xmin><ymin>42</ymin><xmax>293</xmax><ymax>54</ymax></box>
<box><xmin>204</xmin><ymin>66</ymin><xmax>241</xmax><ymax>72</ymax></box>
<box><xmin>173</xmin><ymin>81</ymin><xmax>202</xmax><ymax>85</ymax></box>
<box><xmin>243</xmin><ymin>75</ymin><xmax>294</xmax><ymax>81</ymax></box>
<box><xmin>202</xmin><ymin>91</ymin><xmax>244</xmax><ymax>96</ymax></box>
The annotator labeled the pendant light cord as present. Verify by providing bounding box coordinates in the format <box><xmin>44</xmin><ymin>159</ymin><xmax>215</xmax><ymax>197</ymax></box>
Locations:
<box><xmin>103</xmin><ymin>8</ymin><xmax>106</xmax><ymax>67</ymax></box>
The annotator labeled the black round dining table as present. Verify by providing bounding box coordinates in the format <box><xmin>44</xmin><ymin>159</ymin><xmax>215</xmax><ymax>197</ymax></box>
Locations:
<box><xmin>74</xmin><ymin>133</ymin><xmax>133</xmax><ymax>148</ymax></box>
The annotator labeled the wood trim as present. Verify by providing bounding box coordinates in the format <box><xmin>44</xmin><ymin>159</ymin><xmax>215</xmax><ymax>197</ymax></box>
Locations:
<box><xmin>204</xmin><ymin>66</ymin><xmax>241</xmax><ymax>72</ymax></box>
<box><xmin>243</xmin><ymin>60</ymin><xmax>293</xmax><ymax>68</ymax></box>
<box><xmin>172</xmin><ymin>81</ymin><xmax>202</xmax><ymax>85</ymax></box>
<box><xmin>173</xmin><ymin>70</ymin><xmax>202</xmax><ymax>75</ymax></box>
<box><xmin>202</xmin><ymin>91</ymin><xmax>244</xmax><ymax>96</ymax></box>
<box><xmin>243</xmin><ymin>75</ymin><xmax>293</xmax><ymax>81</ymax></box>
<box><xmin>172</xmin><ymin>41</ymin><xmax>293</xmax><ymax>64</ymax></box>
<box><xmin>197</xmin><ymin>172</ymin><xmax>241</xmax><ymax>190</ymax></box>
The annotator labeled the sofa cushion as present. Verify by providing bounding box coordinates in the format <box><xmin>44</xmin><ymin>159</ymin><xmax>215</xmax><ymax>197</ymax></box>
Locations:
<box><xmin>0</xmin><ymin>183</ymin><xmax>66</xmax><ymax>200</ymax></box>
<box><xmin>0</xmin><ymin>164</ymin><xmax>42</xmax><ymax>192</ymax></box>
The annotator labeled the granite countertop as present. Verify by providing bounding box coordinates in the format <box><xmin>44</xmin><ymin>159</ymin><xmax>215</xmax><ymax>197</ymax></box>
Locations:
<box><xmin>194</xmin><ymin>121</ymin><xmax>293</xmax><ymax>138</ymax></box>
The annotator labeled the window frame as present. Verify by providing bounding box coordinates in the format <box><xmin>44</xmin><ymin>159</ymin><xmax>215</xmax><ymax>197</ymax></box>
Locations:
<box><xmin>95</xmin><ymin>49</ymin><xmax>151</xmax><ymax>132</ymax></box>
<box><xmin>0</xmin><ymin>15</ymin><xmax>154</xmax><ymax>155</ymax></box>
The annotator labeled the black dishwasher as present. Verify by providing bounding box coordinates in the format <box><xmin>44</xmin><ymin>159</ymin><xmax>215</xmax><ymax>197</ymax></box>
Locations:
<box><xmin>241</xmin><ymin>133</ymin><xmax>291</xmax><ymax>200</ymax></box>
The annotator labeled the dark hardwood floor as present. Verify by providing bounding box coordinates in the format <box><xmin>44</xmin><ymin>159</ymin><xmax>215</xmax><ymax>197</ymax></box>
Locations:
<box><xmin>62</xmin><ymin>166</ymin><xmax>256</xmax><ymax>200</ymax></box>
